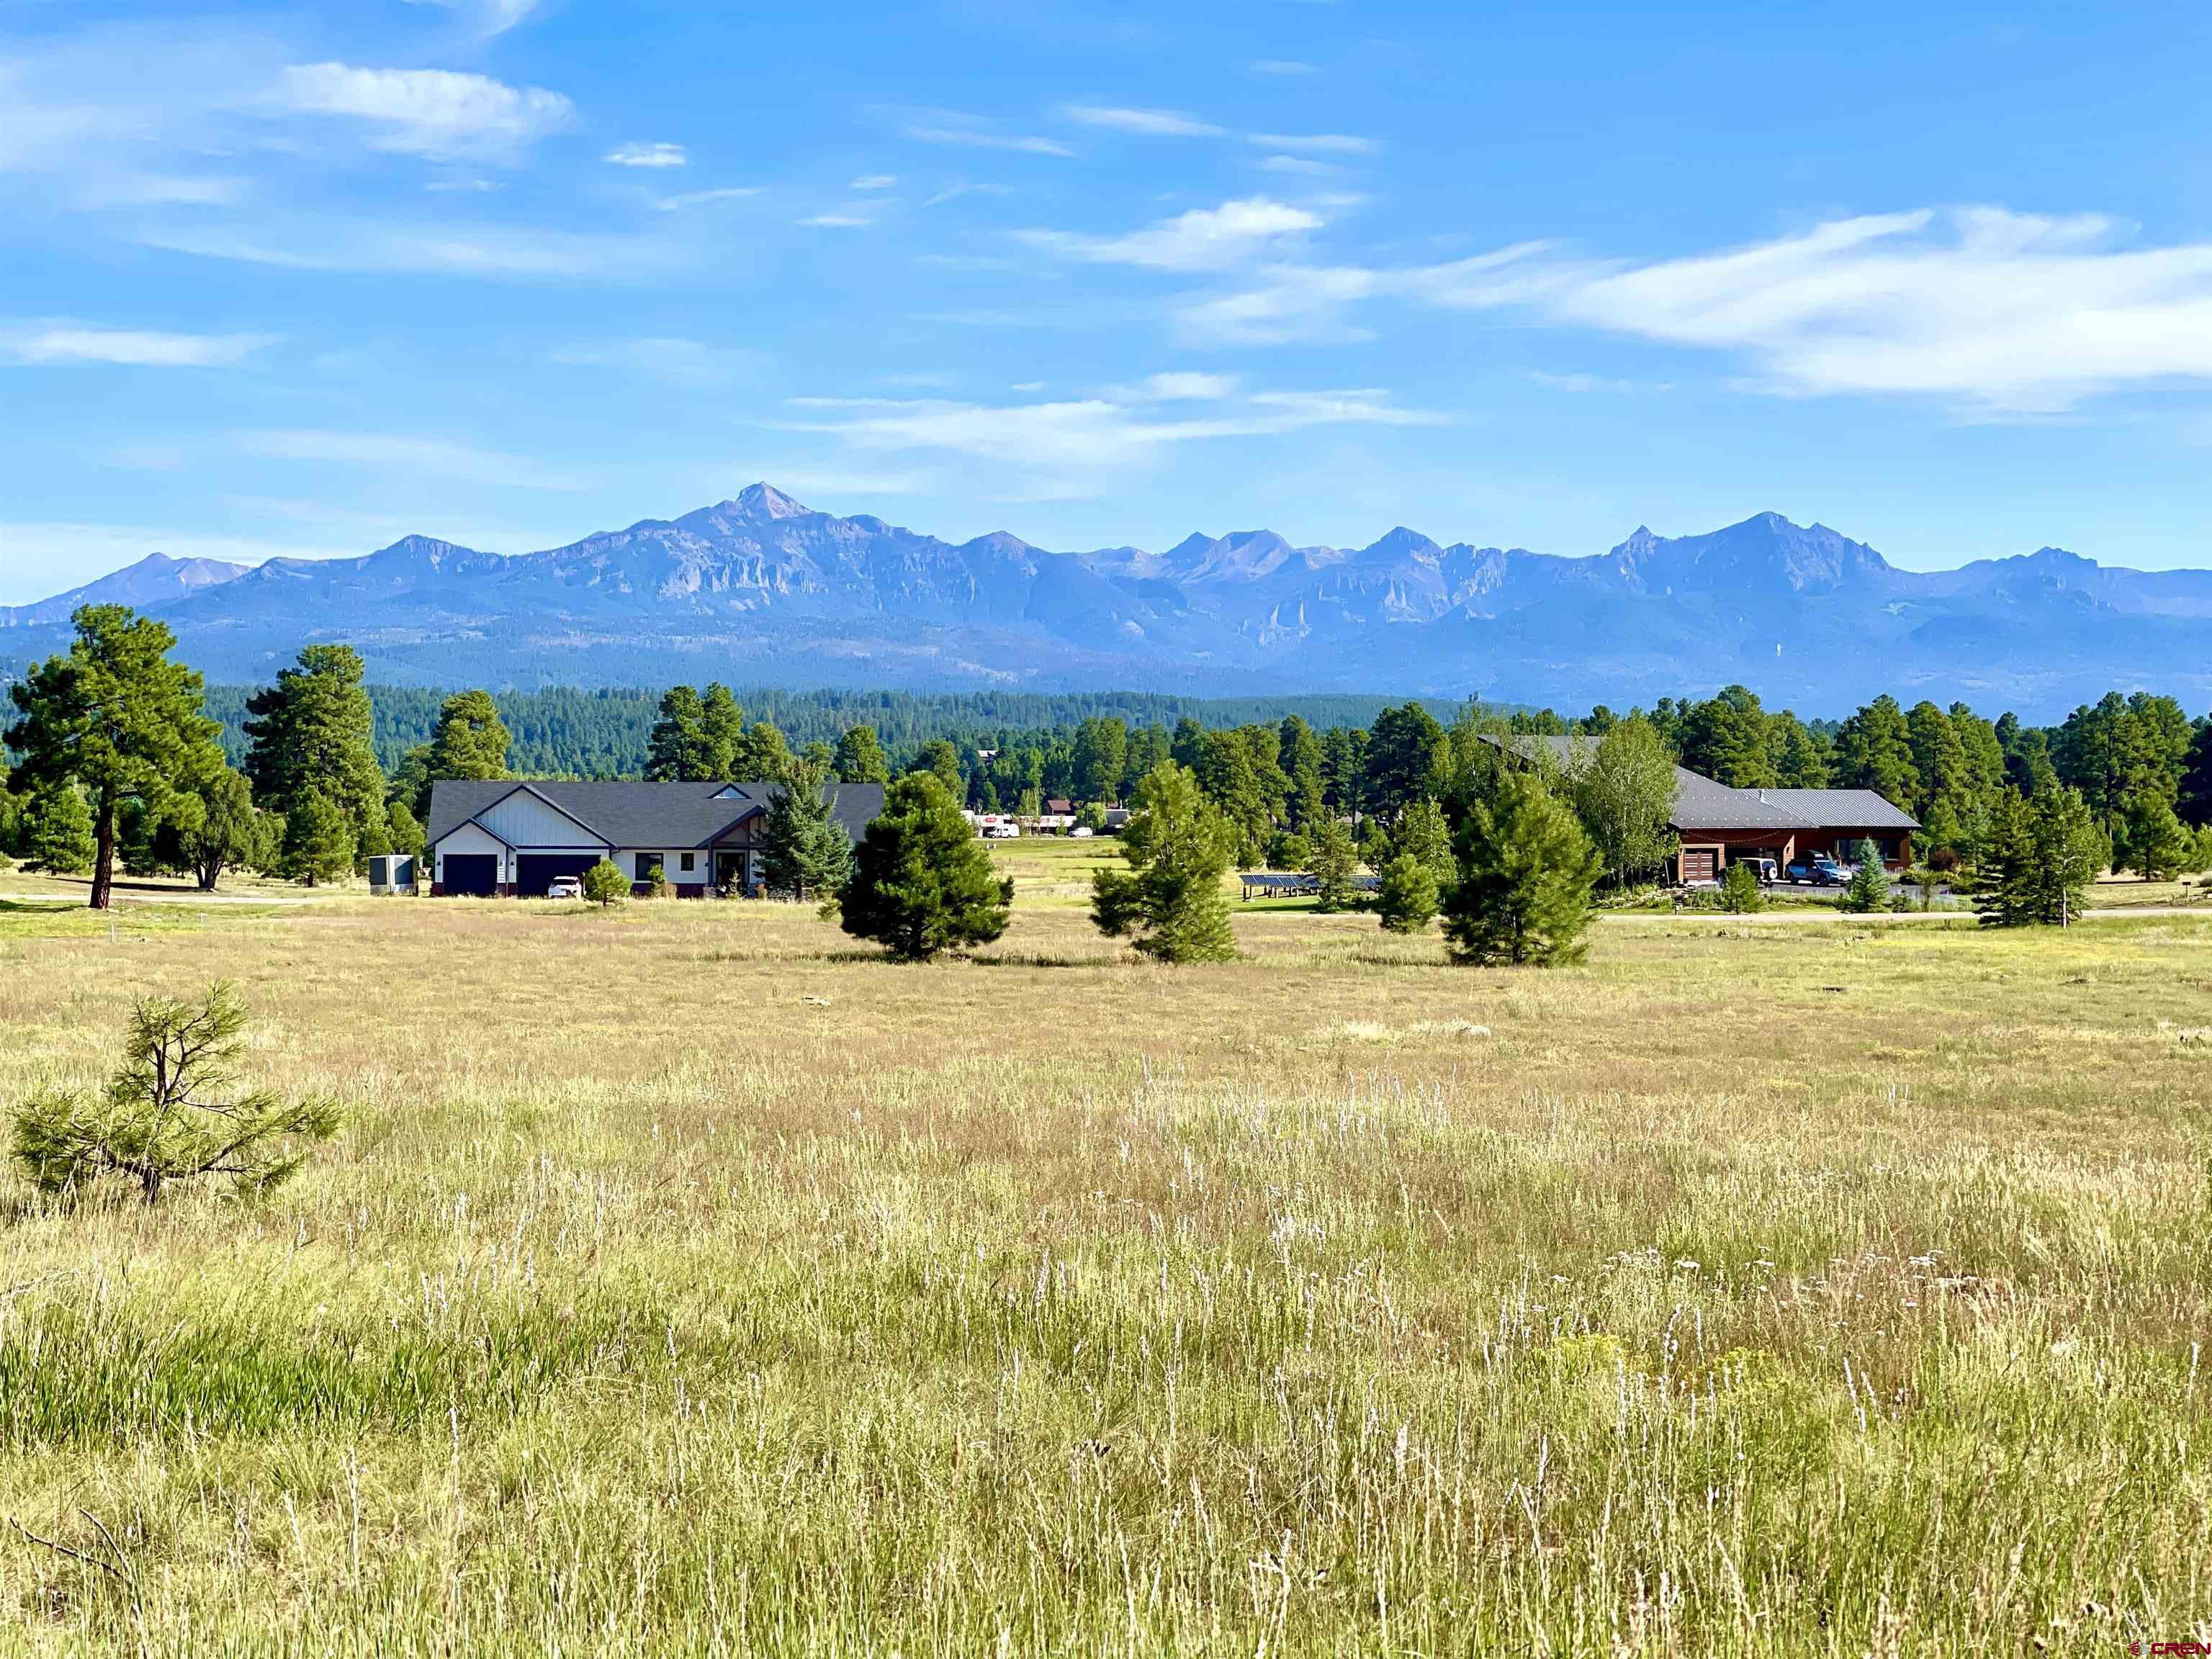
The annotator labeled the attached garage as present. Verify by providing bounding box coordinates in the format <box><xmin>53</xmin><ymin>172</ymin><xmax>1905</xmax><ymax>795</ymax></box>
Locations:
<box><xmin>1679</xmin><ymin>847</ymin><xmax>1718</xmax><ymax>884</ymax></box>
<box><xmin>441</xmin><ymin>853</ymin><xmax>500</xmax><ymax>896</ymax></box>
<box><xmin>516</xmin><ymin>853</ymin><xmax>604</xmax><ymax>898</ymax></box>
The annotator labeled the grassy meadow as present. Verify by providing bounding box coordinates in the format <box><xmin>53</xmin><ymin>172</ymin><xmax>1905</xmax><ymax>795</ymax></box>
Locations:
<box><xmin>1</xmin><ymin>844</ymin><xmax>2211</xmax><ymax>1654</ymax></box>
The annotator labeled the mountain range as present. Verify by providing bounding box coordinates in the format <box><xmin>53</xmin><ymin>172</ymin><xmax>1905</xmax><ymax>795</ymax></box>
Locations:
<box><xmin>4</xmin><ymin>482</ymin><xmax>2208</xmax><ymax>720</ymax></box>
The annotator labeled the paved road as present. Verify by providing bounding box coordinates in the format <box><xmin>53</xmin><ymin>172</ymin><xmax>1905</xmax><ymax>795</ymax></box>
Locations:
<box><xmin>1608</xmin><ymin>904</ymin><xmax>2212</xmax><ymax>924</ymax></box>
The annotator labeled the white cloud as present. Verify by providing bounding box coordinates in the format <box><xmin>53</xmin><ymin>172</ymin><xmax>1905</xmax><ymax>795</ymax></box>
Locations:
<box><xmin>271</xmin><ymin>63</ymin><xmax>573</xmax><ymax>163</ymax></box>
<box><xmin>141</xmin><ymin>217</ymin><xmax>673</xmax><ymax>279</ymax></box>
<box><xmin>1</xmin><ymin>323</ymin><xmax>272</xmax><ymax>368</ymax></box>
<box><xmin>240</xmin><ymin>428</ymin><xmax>588</xmax><ymax>490</ymax></box>
<box><xmin>1130</xmin><ymin>372</ymin><xmax>1238</xmax><ymax>400</ymax></box>
<box><xmin>905</xmin><ymin>123</ymin><xmax>1072</xmax><ymax>158</ymax></box>
<box><xmin>1017</xmin><ymin>197</ymin><xmax>1323</xmax><ymax>272</ymax></box>
<box><xmin>1246</xmin><ymin>132</ymin><xmax>1375</xmax><ymax>155</ymax></box>
<box><xmin>1174</xmin><ymin>264</ymin><xmax>1382</xmax><ymax>344</ymax></box>
<box><xmin>1061</xmin><ymin>105</ymin><xmax>1224</xmax><ymax>138</ymax></box>
<box><xmin>403</xmin><ymin>0</ymin><xmax>542</xmax><ymax>37</ymax></box>
<box><xmin>653</xmin><ymin>186</ymin><xmax>765</xmax><ymax>212</ymax></box>
<box><xmin>799</xmin><ymin>212</ymin><xmax>873</xmax><ymax>228</ymax></box>
<box><xmin>1257</xmin><ymin>154</ymin><xmax>1341</xmax><ymax>177</ymax></box>
<box><xmin>850</xmin><ymin>174</ymin><xmax>898</xmax><ymax>190</ymax></box>
<box><xmin>1407</xmin><ymin>208</ymin><xmax>2212</xmax><ymax>413</ymax></box>
<box><xmin>776</xmin><ymin>386</ymin><xmax>1438</xmax><ymax>498</ymax></box>
<box><xmin>606</xmin><ymin>141</ymin><xmax>688</xmax><ymax>168</ymax></box>
<box><xmin>549</xmin><ymin>338</ymin><xmax>761</xmax><ymax>384</ymax></box>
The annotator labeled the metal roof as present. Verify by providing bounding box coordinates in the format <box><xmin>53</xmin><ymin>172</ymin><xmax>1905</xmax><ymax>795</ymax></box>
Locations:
<box><xmin>427</xmin><ymin>779</ymin><xmax>884</xmax><ymax>850</ymax></box>
<box><xmin>1488</xmin><ymin>732</ymin><xmax>1917</xmax><ymax>832</ymax></box>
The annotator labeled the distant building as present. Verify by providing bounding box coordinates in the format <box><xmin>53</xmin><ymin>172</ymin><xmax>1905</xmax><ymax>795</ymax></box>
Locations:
<box><xmin>425</xmin><ymin>779</ymin><xmax>884</xmax><ymax>897</ymax></box>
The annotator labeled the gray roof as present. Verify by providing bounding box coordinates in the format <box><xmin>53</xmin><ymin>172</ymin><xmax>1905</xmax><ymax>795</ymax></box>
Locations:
<box><xmin>1489</xmin><ymin>732</ymin><xmax>1917</xmax><ymax>833</ymax></box>
<box><xmin>427</xmin><ymin>778</ymin><xmax>885</xmax><ymax>850</ymax></box>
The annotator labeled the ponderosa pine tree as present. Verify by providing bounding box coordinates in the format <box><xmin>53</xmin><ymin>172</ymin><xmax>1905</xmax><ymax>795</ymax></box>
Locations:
<box><xmin>1833</xmin><ymin>696</ymin><xmax>1921</xmax><ymax>811</ymax></box>
<box><xmin>241</xmin><ymin>645</ymin><xmax>385</xmax><ymax>849</ymax></box>
<box><xmin>1440</xmin><ymin>770</ymin><xmax>1600</xmax><ymax>966</ymax></box>
<box><xmin>1373</xmin><ymin>854</ymin><xmax>1441</xmax><ymax>934</ymax></box>
<box><xmin>2119</xmin><ymin>791</ymin><xmax>2190</xmax><ymax>881</ymax></box>
<box><xmin>1385</xmin><ymin>796</ymin><xmax>1456</xmax><ymax>883</ymax></box>
<box><xmin>840</xmin><ymin>773</ymin><xmax>1010</xmax><ymax>961</ymax></box>
<box><xmin>384</xmin><ymin>800</ymin><xmax>426</xmax><ymax>858</ymax></box>
<box><xmin>645</xmin><ymin>685</ymin><xmax>711</xmax><ymax>781</ymax></box>
<box><xmin>1308</xmin><ymin>816</ymin><xmax>1361</xmax><ymax>912</ymax></box>
<box><xmin>21</xmin><ymin>781</ymin><xmax>96</xmax><ymax>876</ymax></box>
<box><xmin>733</xmin><ymin>717</ymin><xmax>793</xmax><ymax>783</ymax></box>
<box><xmin>1091</xmin><ymin>760</ymin><xmax>1237</xmax><ymax>963</ymax></box>
<box><xmin>701</xmin><ymin>684</ymin><xmax>745</xmax><ymax>777</ymax></box>
<box><xmin>168</xmin><ymin>763</ymin><xmax>266</xmax><ymax>891</ymax></box>
<box><xmin>582</xmin><ymin>858</ymin><xmax>629</xmax><ymax>908</ymax></box>
<box><xmin>6</xmin><ymin>605</ymin><xmax>223</xmax><ymax>908</ymax></box>
<box><xmin>281</xmin><ymin>792</ymin><xmax>356</xmax><ymax>887</ymax></box>
<box><xmin>832</xmin><ymin>724</ymin><xmax>891</xmax><ymax>785</ymax></box>
<box><xmin>426</xmin><ymin>690</ymin><xmax>511</xmax><ymax>788</ymax></box>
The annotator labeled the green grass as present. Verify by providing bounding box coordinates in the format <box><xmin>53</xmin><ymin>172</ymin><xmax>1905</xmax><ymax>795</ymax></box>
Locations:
<box><xmin>0</xmin><ymin>883</ymin><xmax>2208</xmax><ymax>1653</ymax></box>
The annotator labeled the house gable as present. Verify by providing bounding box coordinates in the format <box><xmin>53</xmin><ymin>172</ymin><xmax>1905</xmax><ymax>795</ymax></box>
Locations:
<box><xmin>475</xmin><ymin>786</ymin><xmax>611</xmax><ymax>850</ymax></box>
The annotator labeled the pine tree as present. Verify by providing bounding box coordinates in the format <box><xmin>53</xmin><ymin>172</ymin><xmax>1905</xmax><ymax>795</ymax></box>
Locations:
<box><xmin>281</xmin><ymin>793</ymin><xmax>356</xmax><ymax>887</ymax></box>
<box><xmin>840</xmin><ymin>774</ymin><xmax>1011</xmax><ymax>961</ymax></box>
<box><xmin>11</xmin><ymin>981</ymin><xmax>338</xmax><ymax>1203</ymax></box>
<box><xmin>1362</xmin><ymin>703</ymin><xmax>1448</xmax><ymax>822</ymax></box>
<box><xmin>1373</xmin><ymin>855</ymin><xmax>1440</xmax><ymax>934</ymax></box>
<box><xmin>1091</xmin><ymin>761</ymin><xmax>1236</xmax><ymax>962</ymax></box>
<box><xmin>1973</xmin><ymin>786</ymin><xmax>2103</xmax><ymax>926</ymax></box>
<box><xmin>1719</xmin><ymin>860</ymin><xmax>1764</xmax><ymax>913</ymax></box>
<box><xmin>760</xmin><ymin>757</ymin><xmax>855</xmax><ymax>899</ymax></box>
<box><xmin>832</xmin><ymin>724</ymin><xmax>891</xmax><ymax>784</ymax></box>
<box><xmin>168</xmin><ymin>764</ymin><xmax>267</xmax><ymax>891</ymax></box>
<box><xmin>700</xmin><ymin>684</ymin><xmax>745</xmax><ymax>777</ymax></box>
<box><xmin>1681</xmin><ymin>685</ymin><xmax>1779</xmax><ymax>788</ymax></box>
<box><xmin>1833</xmin><ymin>696</ymin><xmax>1920</xmax><ymax>810</ymax></box>
<box><xmin>240</xmin><ymin>644</ymin><xmax>385</xmax><ymax>850</ymax></box>
<box><xmin>915</xmin><ymin>738</ymin><xmax>964</xmax><ymax>799</ymax></box>
<box><xmin>385</xmin><ymin>800</ymin><xmax>426</xmax><ymax>858</ymax></box>
<box><xmin>1386</xmin><ymin>796</ymin><xmax>1456</xmax><ymax>882</ymax></box>
<box><xmin>1838</xmin><ymin>840</ymin><xmax>1891</xmax><ymax>912</ymax></box>
<box><xmin>6</xmin><ymin>606</ymin><xmax>223</xmax><ymax>908</ymax></box>
<box><xmin>582</xmin><ymin>859</ymin><xmax>629</xmax><ymax>908</ymax></box>
<box><xmin>425</xmin><ymin>690</ymin><xmax>511</xmax><ymax>786</ymax></box>
<box><xmin>1278</xmin><ymin>714</ymin><xmax>1327</xmax><ymax>830</ymax></box>
<box><xmin>1440</xmin><ymin>771</ymin><xmax>1600</xmax><ymax>966</ymax></box>
<box><xmin>1309</xmin><ymin>816</ymin><xmax>1361</xmax><ymax>912</ymax></box>
<box><xmin>645</xmin><ymin>686</ymin><xmax>710</xmax><ymax>781</ymax></box>
<box><xmin>2119</xmin><ymin>791</ymin><xmax>2190</xmax><ymax>881</ymax></box>
<box><xmin>22</xmin><ymin>782</ymin><xmax>96</xmax><ymax>876</ymax></box>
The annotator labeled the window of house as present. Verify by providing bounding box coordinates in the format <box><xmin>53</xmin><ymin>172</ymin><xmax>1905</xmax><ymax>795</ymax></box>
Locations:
<box><xmin>680</xmin><ymin>852</ymin><xmax>696</xmax><ymax>873</ymax></box>
<box><xmin>637</xmin><ymin>853</ymin><xmax>658</xmax><ymax>880</ymax></box>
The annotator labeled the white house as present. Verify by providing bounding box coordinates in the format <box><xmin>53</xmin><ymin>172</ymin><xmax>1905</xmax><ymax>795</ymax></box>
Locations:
<box><xmin>424</xmin><ymin>779</ymin><xmax>885</xmax><ymax>897</ymax></box>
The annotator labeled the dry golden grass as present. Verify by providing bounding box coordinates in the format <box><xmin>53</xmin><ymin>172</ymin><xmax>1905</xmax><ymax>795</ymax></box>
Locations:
<box><xmin>1</xmin><ymin>859</ymin><xmax>2210</xmax><ymax>1654</ymax></box>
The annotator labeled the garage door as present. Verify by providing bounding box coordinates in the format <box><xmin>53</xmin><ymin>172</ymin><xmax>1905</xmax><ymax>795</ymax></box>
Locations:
<box><xmin>516</xmin><ymin>853</ymin><xmax>603</xmax><ymax>897</ymax></box>
<box><xmin>442</xmin><ymin>853</ymin><xmax>498</xmax><ymax>896</ymax></box>
<box><xmin>1680</xmin><ymin>848</ymin><xmax>1717</xmax><ymax>884</ymax></box>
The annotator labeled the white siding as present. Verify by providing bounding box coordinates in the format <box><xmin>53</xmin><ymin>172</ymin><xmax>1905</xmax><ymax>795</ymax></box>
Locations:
<box><xmin>477</xmin><ymin>789</ymin><xmax>607</xmax><ymax>849</ymax></box>
<box><xmin>433</xmin><ymin>821</ymin><xmax>511</xmax><ymax>886</ymax></box>
<box><xmin>617</xmin><ymin>846</ymin><xmax>710</xmax><ymax>884</ymax></box>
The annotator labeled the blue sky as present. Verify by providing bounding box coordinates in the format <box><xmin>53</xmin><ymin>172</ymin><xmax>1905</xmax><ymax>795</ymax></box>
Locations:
<box><xmin>5</xmin><ymin>0</ymin><xmax>2212</xmax><ymax>603</ymax></box>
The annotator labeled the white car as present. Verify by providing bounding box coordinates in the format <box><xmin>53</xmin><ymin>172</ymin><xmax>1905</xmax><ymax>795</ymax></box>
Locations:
<box><xmin>985</xmin><ymin>824</ymin><xmax>1020</xmax><ymax>839</ymax></box>
<box><xmin>545</xmin><ymin>874</ymin><xmax>585</xmax><ymax>899</ymax></box>
<box><xmin>1069</xmin><ymin>826</ymin><xmax>1095</xmax><ymax>839</ymax></box>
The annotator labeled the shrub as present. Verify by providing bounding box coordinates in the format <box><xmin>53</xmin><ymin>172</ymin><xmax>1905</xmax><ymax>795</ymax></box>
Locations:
<box><xmin>1373</xmin><ymin>854</ymin><xmax>1440</xmax><ymax>934</ymax></box>
<box><xmin>1264</xmin><ymin>830</ymin><xmax>1310</xmax><ymax>872</ymax></box>
<box><xmin>643</xmin><ymin>862</ymin><xmax>670</xmax><ymax>899</ymax></box>
<box><xmin>842</xmin><ymin>773</ymin><xmax>1012</xmax><ymax>961</ymax></box>
<box><xmin>582</xmin><ymin>859</ymin><xmax>629</xmax><ymax>908</ymax></box>
<box><xmin>1838</xmin><ymin>842</ymin><xmax>1890</xmax><ymax>914</ymax></box>
<box><xmin>1719</xmin><ymin>860</ymin><xmax>1764</xmax><ymax>913</ymax></box>
<box><xmin>1092</xmin><ymin>762</ymin><xmax>1237</xmax><ymax>963</ymax></box>
<box><xmin>12</xmin><ymin>981</ymin><xmax>338</xmax><ymax>1204</ymax></box>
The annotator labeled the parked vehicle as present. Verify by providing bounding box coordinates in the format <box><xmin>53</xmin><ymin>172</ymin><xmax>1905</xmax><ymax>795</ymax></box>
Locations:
<box><xmin>545</xmin><ymin>874</ymin><xmax>585</xmax><ymax>899</ymax></box>
<box><xmin>1786</xmin><ymin>858</ymin><xmax>1845</xmax><ymax>886</ymax></box>
<box><xmin>1069</xmin><ymin>826</ymin><xmax>1095</xmax><ymax>839</ymax></box>
<box><xmin>1733</xmin><ymin>857</ymin><xmax>1780</xmax><ymax>885</ymax></box>
<box><xmin>984</xmin><ymin>823</ymin><xmax>1020</xmax><ymax>839</ymax></box>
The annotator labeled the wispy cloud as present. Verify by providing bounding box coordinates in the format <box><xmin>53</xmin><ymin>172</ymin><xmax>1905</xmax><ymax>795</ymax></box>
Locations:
<box><xmin>1174</xmin><ymin>264</ymin><xmax>1383</xmax><ymax>345</ymax></box>
<box><xmin>904</xmin><ymin>120</ymin><xmax>1073</xmax><ymax>158</ymax></box>
<box><xmin>143</xmin><ymin>217</ymin><xmax>673</xmax><ymax>279</ymax></box>
<box><xmin>799</xmin><ymin>212</ymin><xmax>874</xmax><ymax>228</ymax></box>
<box><xmin>548</xmin><ymin>338</ymin><xmax>761</xmax><ymax>384</ymax></box>
<box><xmin>1125</xmin><ymin>371</ymin><xmax>1238</xmax><ymax>400</ymax></box>
<box><xmin>1246</xmin><ymin>132</ymin><xmax>1375</xmax><ymax>156</ymax></box>
<box><xmin>239</xmin><ymin>428</ymin><xmax>588</xmax><ymax>490</ymax></box>
<box><xmin>1061</xmin><ymin>104</ymin><xmax>1224</xmax><ymax>138</ymax></box>
<box><xmin>1248</xmin><ymin>59</ymin><xmax>1319</xmax><ymax>76</ymax></box>
<box><xmin>271</xmin><ymin>63</ymin><xmax>573</xmax><ymax>164</ymax></box>
<box><xmin>1017</xmin><ymin>197</ymin><xmax>1323</xmax><ymax>272</ymax></box>
<box><xmin>776</xmin><ymin>386</ymin><xmax>1438</xmax><ymax>498</ymax></box>
<box><xmin>606</xmin><ymin>141</ymin><xmax>688</xmax><ymax>168</ymax></box>
<box><xmin>1</xmin><ymin>322</ymin><xmax>273</xmax><ymax>368</ymax></box>
<box><xmin>652</xmin><ymin>186</ymin><xmax>765</xmax><ymax>212</ymax></box>
<box><xmin>402</xmin><ymin>0</ymin><xmax>542</xmax><ymax>37</ymax></box>
<box><xmin>1408</xmin><ymin>208</ymin><xmax>2212</xmax><ymax>413</ymax></box>
<box><xmin>1257</xmin><ymin>154</ymin><xmax>1341</xmax><ymax>177</ymax></box>
<box><xmin>850</xmin><ymin>174</ymin><xmax>898</xmax><ymax>190</ymax></box>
